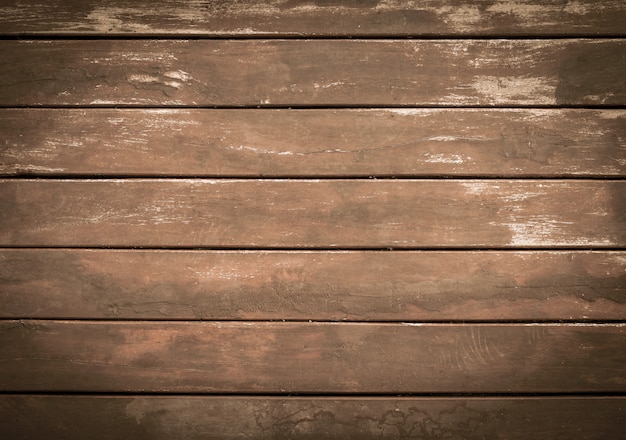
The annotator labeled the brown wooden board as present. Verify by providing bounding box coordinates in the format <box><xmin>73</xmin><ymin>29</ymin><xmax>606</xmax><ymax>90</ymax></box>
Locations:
<box><xmin>0</xmin><ymin>321</ymin><xmax>624</xmax><ymax>393</ymax></box>
<box><xmin>1</xmin><ymin>0</ymin><xmax>625</xmax><ymax>37</ymax></box>
<box><xmin>1</xmin><ymin>39</ymin><xmax>625</xmax><ymax>106</ymax></box>
<box><xmin>2</xmin><ymin>108</ymin><xmax>625</xmax><ymax>177</ymax></box>
<box><xmin>0</xmin><ymin>179</ymin><xmax>624</xmax><ymax>248</ymax></box>
<box><xmin>1</xmin><ymin>395</ymin><xmax>624</xmax><ymax>439</ymax></box>
<box><xmin>1</xmin><ymin>249</ymin><xmax>624</xmax><ymax>321</ymax></box>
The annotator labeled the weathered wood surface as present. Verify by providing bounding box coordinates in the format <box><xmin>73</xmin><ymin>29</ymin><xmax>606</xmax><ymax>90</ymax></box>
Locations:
<box><xmin>2</xmin><ymin>39</ymin><xmax>625</xmax><ymax>106</ymax></box>
<box><xmin>1</xmin><ymin>321</ymin><xmax>624</xmax><ymax>393</ymax></box>
<box><xmin>0</xmin><ymin>179</ymin><xmax>623</xmax><ymax>248</ymax></box>
<box><xmin>1</xmin><ymin>250</ymin><xmax>624</xmax><ymax>321</ymax></box>
<box><xmin>1</xmin><ymin>0</ymin><xmax>625</xmax><ymax>37</ymax></box>
<box><xmin>1</xmin><ymin>396</ymin><xmax>624</xmax><ymax>440</ymax></box>
<box><xmin>2</xmin><ymin>108</ymin><xmax>625</xmax><ymax>177</ymax></box>
<box><xmin>0</xmin><ymin>0</ymin><xmax>623</xmax><ymax>437</ymax></box>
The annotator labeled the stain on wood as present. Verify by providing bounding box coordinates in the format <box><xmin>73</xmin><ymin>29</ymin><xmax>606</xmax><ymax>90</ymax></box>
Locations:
<box><xmin>1</xmin><ymin>39</ymin><xmax>625</xmax><ymax>106</ymax></box>
<box><xmin>1</xmin><ymin>321</ymin><xmax>624</xmax><ymax>393</ymax></box>
<box><xmin>0</xmin><ymin>179</ymin><xmax>623</xmax><ymax>247</ymax></box>
<box><xmin>1</xmin><ymin>250</ymin><xmax>624</xmax><ymax>321</ymax></box>
<box><xmin>1</xmin><ymin>396</ymin><xmax>624</xmax><ymax>440</ymax></box>
<box><xmin>1</xmin><ymin>0</ymin><xmax>625</xmax><ymax>37</ymax></box>
<box><xmin>1</xmin><ymin>109</ymin><xmax>624</xmax><ymax>177</ymax></box>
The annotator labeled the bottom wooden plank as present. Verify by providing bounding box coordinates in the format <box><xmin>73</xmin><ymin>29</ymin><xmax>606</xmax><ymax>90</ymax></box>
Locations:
<box><xmin>0</xmin><ymin>396</ymin><xmax>623</xmax><ymax>439</ymax></box>
<box><xmin>1</xmin><ymin>321</ymin><xmax>624</xmax><ymax>393</ymax></box>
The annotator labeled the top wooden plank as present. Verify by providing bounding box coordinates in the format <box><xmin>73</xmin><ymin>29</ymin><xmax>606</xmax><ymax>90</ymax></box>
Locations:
<box><xmin>0</xmin><ymin>0</ymin><xmax>625</xmax><ymax>37</ymax></box>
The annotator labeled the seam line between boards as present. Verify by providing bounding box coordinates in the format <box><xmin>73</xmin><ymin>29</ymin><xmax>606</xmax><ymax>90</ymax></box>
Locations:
<box><xmin>2</xmin><ymin>35</ymin><xmax>626</xmax><ymax>40</ymax></box>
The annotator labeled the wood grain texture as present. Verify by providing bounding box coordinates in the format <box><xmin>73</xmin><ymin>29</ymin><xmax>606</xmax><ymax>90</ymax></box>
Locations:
<box><xmin>1</xmin><ymin>179</ymin><xmax>624</xmax><ymax>248</ymax></box>
<box><xmin>0</xmin><ymin>321</ymin><xmax>624</xmax><ymax>393</ymax></box>
<box><xmin>1</xmin><ymin>396</ymin><xmax>624</xmax><ymax>440</ymax></box>
<box><xmin>1</xmin><ymin>0</ymin><xmax>625</xmax><ymax>37</ymax></box>
<box><xmin>1</xmin><ymin>250</ymin><xmax>624</xmax><ymax>321</ymax></box>
<box><xmin>1</xmin><ymin>39</ymin><xmax>625</xmax><ymax>106</ymax></box>
<box><xmin>2</xmin><ymin>108</ymin><xmax>625</xmax><ymax>177</ymax></box>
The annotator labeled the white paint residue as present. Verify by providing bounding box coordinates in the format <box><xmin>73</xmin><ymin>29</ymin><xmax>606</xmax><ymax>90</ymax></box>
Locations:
<box><xmin>89</xmin><ymin>99</ymin><xmax>119</xmax><ymax>105</ymax></box>
<box><xmin>17</xmin><ymin>39</ymin><xmax>54</xmax><ymax>45</ymax></box>
<box><xmin>424</xmin><ymin>153</ymin><xmax>466</xmax><ymax>164</ymax></box>
<box><xmin>128</xmin><ymin>74</ymin><xmax>161</xmax><ymax>84</ymax></box>
<box><xmin>85</xmin><ymin>7</ymin><xmax>156</xmax><ymax>33</ymax></box>
<box><xmin>583</xmin><ymin>93</ymin><xmax>615</xmax><ymax>105</ymax></box>
<box><xmin>486</xmin><ymin>1</ymin><xmax>548</xmax><ymax>17</ymax></box>
<box><xmin>164</xmin><ymin>81</ymin><xmax>182</xmax><ymax>89</ymax></box>
<box><xmin>438</xmin><ymin>6</ymin><xmax>482</xmax><ymax>31</ymax></box>
<box><xmin>500</xmin><ymin>217</ymin><xmax>614</xmax><ymax>247</ymax></box>
<box><xmin>615</xmin><ymin>158</ymin><xmax>626</xmax><ymax>167</ymax></box>
<box><xmin>145</xmin><ymin>109</ymin><xmax>188</xmax><ymax>115</ymax></box>
<box><xmin>563</xmin><ymin>1</ymin><xmax>591</xmax><ymax>15</ymax></box>
<box><xmin>122</xmin><ymin>53</ymin><xmax>175</xmax><ymax>62</ymax></box>
<box><xmin>85</xmin><ymin>209</ymin><xmax>117</xmax><ymax>224</ymax></box>
<box><xmin>465</xmin><ymin>42</ymin><xmax>555</xmax><ymax>69</ymax></box>
<box><xmin>461</xmin><ymin>181</ymin><xmax>498</xmax><ymax>195</ymax></box>
<box><xmin>387</xmin><ymin>109</ymin><xmax>425</xmax><ymax>116</ymax></box>
<box><xmin>231</xmin><ymin>28</ymin><xmax>263</xmax><ymax>35</ymax></box>
<box><xmin>13</xmin><ymin>165</ymin><xmax>66</xmax><ymax>173</ymax></box>
<box><xmin>501</xmin><ymin>191</ymin><xmax>546</xmax><ymax>202</ymax></box>
<box><xmin>437</xmin><ymin>93</ymin><xmax>476</xmax><ymax>106</ymax></box>
<box><xmin>128</xmin><ymin>74</ymin><xmax>184</xmax><ymax>90</ymax></box>
<box><xmin>193</xmin><ymin>269</ymin><xmax>245</xmax><ymax>280</ymax></box>
<box><xmin>426</xmin><ymin>135</ymin><xmax>487</xmax><ymax>143</ymax></box>
<box><xmin>589</xmin><ymin>209</ymin><xmax>609</xmax><ymax>217</ymax></box>
<box><xmin>313</xmin><ymin>81</ymin><xmax>345</xmax><ymax>89</ymax></box>
<box><xmin>163</xmin><ymin>70</ymin><xmax>193</xmax><ymax>82</ymax></box>
<box><xmin>609</xmin><ymin>255</ymin><xmax>626</xmax><ymax>265</ymax></box>
<box><xmin>427</xmin><ymin>136</ymin><xmax>458</xmax><ymax>142</ymax></box>
<box><xmin>232</xmin><ymin>145</ymin><xmax>298</xmax><ymax>156</ymax></box>
<box><xmin>470</xmin><ymin>76</ymin><xmax>557</xmax><ymax>105</ymax></box>
<box><xmin>598</xmin><ymin>110</ymin><xmax>626</xmax><ymax>120</ymax></box>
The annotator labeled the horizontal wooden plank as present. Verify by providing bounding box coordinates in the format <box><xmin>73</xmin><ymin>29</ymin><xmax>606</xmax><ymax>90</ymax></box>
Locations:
<box><xmin>1</xmin><ymin>396</ymin><xmax>624</xmax><ymax>440</ymax></box>
<box><xmin>1</xmin><ymin>0</ymin><xmax>625</xmax><ymax>37</ymax></box>
<box><xmin>1</xmin><ymin>250</ymin><xmax>624</xmax><ymax>321</ymax></box>
<box><xmin>1</xmin><ymin>39</ymin><xmax>625</xmax><ymax>106</ymax></box>
<box><xmin>0</xmin><ymin>180</ymin><xmax>624</xmax><ymax>248</ymax></box>
<box><xmin>2</xmin><ymin>109</ymin><xmax>625</xmax><ymax>177</ymax></box>
<box><xmin>0</xmin><ymin>321</ymin><xmax>624</xmax><ymax>393</ymax></box>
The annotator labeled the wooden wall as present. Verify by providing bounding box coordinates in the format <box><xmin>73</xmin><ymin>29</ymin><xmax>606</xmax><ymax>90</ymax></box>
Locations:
<box><xmin>1</xmin><ymin>1</ymin><xmax>625</xmax><ymax>438</ymax></box>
